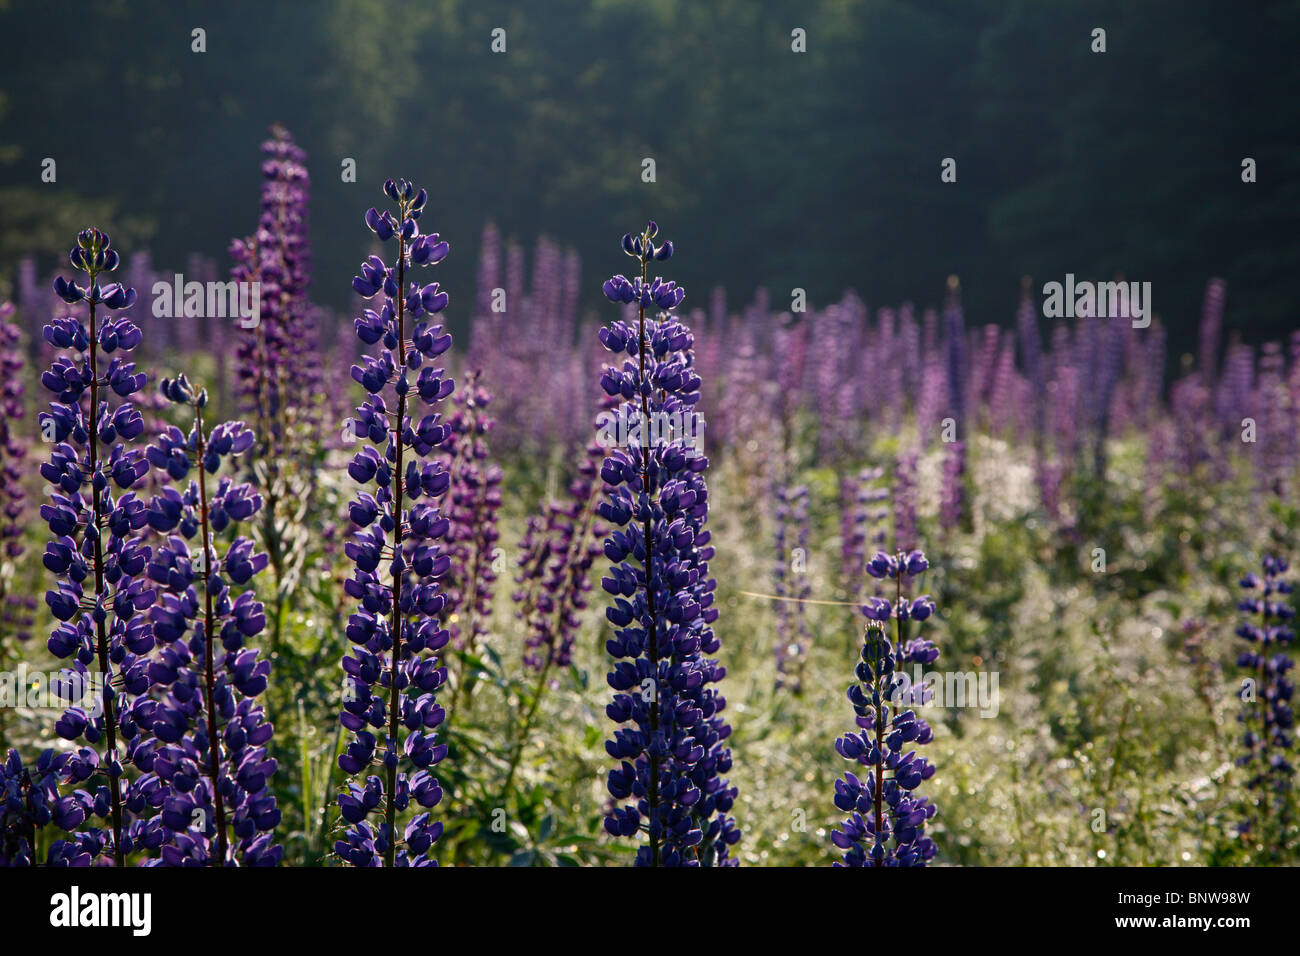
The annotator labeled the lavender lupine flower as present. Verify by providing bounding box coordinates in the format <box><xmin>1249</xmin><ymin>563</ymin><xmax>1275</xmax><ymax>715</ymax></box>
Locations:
<box><xmin>40</xmin><ymin>229</ymin><xmax>153</xmax><ymax>866</ymax></box>
<box><xmin>500</xmin><ymin>440</ymin><xmax>608</xmax><ymax>801</ymax></box>
<box><xmin>1235</xmin><ymin>556</ymin><xmax>1295</xmax><ymax>854</ymax></box>
<box><xmin>969</xmin><ymin>324</ymin><xmax>1000</xmax><ymax>430</ymax></box>
<box><xmin>771</xmin><ymin>483</ymin><xmax>794</xmax><ymax>674</ymax></box>
<box><xmin>939</xmin><ymin>440</ymin><xmax>966</xmax><ymax>533</ymax></box>
<box><xmin>1289</xmin><ymin>331</ymin><xmax>1300</xmax><ymax>421</ymax></box>
<box><xmin>0</xmin><ymin>749</ymin><xmax>99</xmax><ymax>866</ymax></box>
<box><xmin>1253</xmin><ymin>342</ymin><xmax>1297</xmax><ymax>499</ymax></box>
<box><xmin>1087</xmin><ymin>318</ymin><xmax>1125</xmax><ymax>477</ymax></box>
<box><xmin>0</xmin><ymin>304</ymin><xmax>32</xmax><ymax>642</ymax></box>
<box><xmin>517</xmin><ymin>440</ymin><xmax>606</xmax><ymax>673</ymax></box>
<box><xmin>1016</xmin><ymin>279</ymin><xmax>1046</xmax><ymax>453</ymax></box>
<box><xmin>336</xmin><ymin>179</ymin><xmax>454</xmax><ymax>868</ymax></box>
<box><xmin>141</xmin><ymin>376</ymin><xmax>281</xmax><ymax>866</ymax></box>
<box><xmin>1036</xmin><ymin>459</ymin><xmax>1066</xmax><ymax>526</ymax></box>
<box><xmin>467</xmin><ymin>231</ymin><xmax>587</xmax><ymax>456</ymax></box>
<box><xmin>1047</xmin><ymin>335</ymin><xmax>1082</xmax><ymax>480</ymax></box>
<box><xmin>1217</xmin><ymin>341</ymin><xmax>1255</xmax><ymax>455</ymax></box>
<box><xmin>1199</xmin><ymin>278</ymin><xmax>1226</xmax><ymax>394</ymax></box>
<box><xmin>943</xmin><ymin>277</ymin><xmax>967</xmax><ymax>433</ymax></box>
<box><xmin>831</xmin><ymin>550</ymin><xmax>939</xmax><ymax>866</ymax></box>
<box><xmin>893</xmin><ymin>450</ymin><xmax>919</xmax><ymax>552</ymax></box>
<box><xmin>914</xmin><ymin>351</ymin><xmax>945</xmax><ymax>447</ymax></box>
<box><xmin>987</xmin><ymin>334</ymin><xmax>1019</xmax><ymax>437</ymax></box>
<box><xmin>840</xmin><ymin>467</ymin><xmax>888</xmax><ymax>600</ymax></box>
<box><xmin>774</xmin><ymin>484</ymin><xmax>812</xmax><ymax>694</ymax></box>
<box><xmin>230</xmin><ymin>126</ymin><xmax>316</xmax><ymax>648</ymax></box>
<box><xmin>439</xmin><ymin>370</ymin><xmax>502</xmax><ymax>654</ymax></box>
<box><xmin>599</xmin><ymin>222</ymin><xmax>740</xmax><ymax>866</ymax></box>
<box><xmin>232</xmin><ymin>126</ymin><xmax>316</xmax><ymax>424</ymax></box>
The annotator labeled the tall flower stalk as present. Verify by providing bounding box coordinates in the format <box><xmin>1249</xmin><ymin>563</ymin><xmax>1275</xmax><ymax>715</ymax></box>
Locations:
<box><xmin>0</xmin><ymin>302</ymin><xmax>34</xmax><ymax>693</ymax></box>
<box><xmin>40</xmin><ymin>229</ymin><xmax>150</xmax><ymax>865</ymax></box>
<box><xmin>335</xmin><ymin>179</ymin><xmax>454</xmax><ymax>867</ymax></box>
<box><xmin>230</xmin><ymin>125</ymin><xmax>317</xmax><ymax>649</ymax></box>
<box><xmin>440</xmin><ymin>369</ymin><xmax>503</xmax><ymax>660</ymax></box>
<box><xmin>831</xmin><ymin>550</ymin><xmax>939</xmax><ymax>866</ymax></box>
<box><xmin>598</xmin><ymin>222</ymin><xmax>740</xmax><ymax>866</ymax></box>
<box><xmin>1235</xmin><ymin>555</ymin><xmax>1296</xmax><ymax>859</ymax></box>
<box><xmin>141</xmin><ymin>375</ymin><xmax>281</xmax><ymax>865</ymax></box>
<box><xmin>516</xmin><ymin>441</ymin><xmax>605</xmax><ymax>676</ymax></box>
<box><xmin>500</xmin><ymin>440</ymin><xmax>607</xmax><ymax>799</ymax></box>
<box><xmin>773</xmin><ymin>483</ymin><xmax>811</xmax><ymax>694</ymax></box>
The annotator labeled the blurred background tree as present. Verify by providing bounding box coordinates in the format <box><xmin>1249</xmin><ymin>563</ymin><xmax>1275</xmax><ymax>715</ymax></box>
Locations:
<box><xmin>1</xmin><ymin>0</ymin><xmax>1297</xmax><ymax>347</ymax></box>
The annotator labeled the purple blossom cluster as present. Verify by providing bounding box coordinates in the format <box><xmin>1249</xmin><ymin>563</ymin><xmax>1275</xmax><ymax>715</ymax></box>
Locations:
<box><xmin>1235</xmin><ymin>555</ymin><xmax>1295</xmax><ymax>847</ymax></box>
<box><xmin>772</xmin><ymin>483</ymin><xmax>811</xmax><ymax>694</ymax></box>
<box><xmin>939</xmin><ymin>440</ymin><xmax>966</xmax><ymax>533</ymax></box>
<box><xmin>139</xmin><ymin>374</ymin><xmax>281</xmax><ymax>865</ymax></box>
<box><xmin>840</xmin><ymin>466</ymin><xmax>888</xmax><ymax>600</ymax></box>
<box><xmin>439</xmin><ymin>369</ymin><xmax>503</xmax><ymax>653</ymax></box>
<box><xmin>231</xmin><ymin>125</ymin><xmax>318</xmax><ymax>441</ymax></box>
<box><xmin>832</xmin><ymin>550</ymin><xmax>939</xmax><ymax>866</ymax></box>
<box><xmin>335</xmin><ymin>179</ymin><xmax>454</xmax><ymax>867</ymax></box>
<box><xmin>446</xmin><ymin>268</ymin><xmax>1298</xmax><ymax>541</ymax></box>
<box><xmin>466</xmin><ymin>227</ymin><xmax>593</xmax><ymax>456</ymax></box>
<box><xmin>0</xmin><ymin>303</ymin><xmax>33</xmax><ymax>642</ymax></box>
<box><xmin>31</xmin><ymin>229</ymin><xmax>282</xmax><ymax>867</ymax></box>
<box><xmin>517</xmin><ymin>441</ymin><xmax>606</xmax><ymax>673</ymax></box>
<box><xmin>0</xmin><ymin>748</ymin><xmax>96</xmax><ymax>866</ymax></box>
<box><xmin>597</xmin><ymin>221</ymin><xmax>740</xmax><ymax>866</ymax></box>
<box><xmin>39</xmin><ymin>228</ymin><xmax>152</xmax><ymax>865</ymax></box>
<box><xmin>229</xmin><ymin>127</ymin><xmax>318</xmax><ymax>647</ymax></box>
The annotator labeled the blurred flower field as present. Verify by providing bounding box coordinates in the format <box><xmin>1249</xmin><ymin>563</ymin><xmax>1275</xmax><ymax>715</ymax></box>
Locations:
<box><xmin>0</xmin><ymin>129</ymin><xmax>1295</xmax><ymax>867</ymax></box>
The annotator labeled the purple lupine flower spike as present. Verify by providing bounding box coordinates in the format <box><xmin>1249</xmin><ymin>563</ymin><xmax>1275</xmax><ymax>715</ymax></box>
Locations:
<box><xmin>598</xmin><ymin>221</ymin><xmax>740</xmax><ymax>866</ymax></box>
<box><xmin>141</xmin><ymin>379</ymin><xmax>281</xmax><ymax>865</ymax></box>
<box><xmin>939</xmin><ymin>440</ymin><xmax>966</xmax><ymax>533</ymax></box>
<box><xmin>336</xmin><ymin>179</ymin><xmax>454</xmax><ymax>867</ymax></box>
<box><xmin>0</xmin><ymin>303</ymin><xmax>33</xmax><ymax>644</ymax></box>
<box><xmin>230</xmin><ymin>125</ymin><xmax>317</xmax><ymax>650</ymax></box>
<box><xmin>893</xmin><ymin>449</ymin><xmax>919</xmax><ymax>552</ymax></box>
<box><xmin>1234</xmin><ymin>555</ymin><xmax>1295</xmax><ymax>859</ymax></box>
<box><xmin>39</xmin><ymin>229</ymin><xmax>154</xmax><ymax>866</ymax></box>
<box><xmin>439</xmin><ymin>369</ymin><xmax>502</xmax><ymax>656</ymax></box>
<box><xmin>840</xmin><ymin>467</ymin><xmax>888</xmax><ymax>601</ymax></box>
<box><xmin>774</xmin><ymin>484</ymin><xmax>812</xmax><ymax>694</ymax></box>
<box><xmin>517</xmin><ymin>439</ymin><xmax>607</xmax><ymax>673</ymax></box>
<box><xmin>832</xmin><ymin>549</ymin><xmax>939</xmax><ymax>866</ymax></box>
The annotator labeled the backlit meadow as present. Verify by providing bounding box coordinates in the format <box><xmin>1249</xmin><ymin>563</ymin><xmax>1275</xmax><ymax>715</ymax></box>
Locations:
<box><xmin>0</xmin><ymin>129</ymin><xmax>1295</xmax><ymax>867</ymax></box>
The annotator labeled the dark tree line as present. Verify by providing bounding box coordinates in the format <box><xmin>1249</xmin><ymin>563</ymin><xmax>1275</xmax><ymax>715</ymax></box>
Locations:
<box><xmin>2</xmin><ymin>0</ymin><xmax>1297</xmax><ymax>350</ymax></box>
